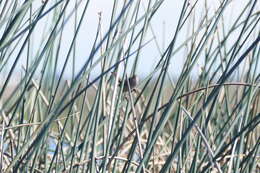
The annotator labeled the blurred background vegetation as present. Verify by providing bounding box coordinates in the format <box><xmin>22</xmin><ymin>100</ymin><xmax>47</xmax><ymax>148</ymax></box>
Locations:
<box><xmin>0</xmin><ymin>0</ymin><xmax>259</xmax><ymax>172</ymax></box>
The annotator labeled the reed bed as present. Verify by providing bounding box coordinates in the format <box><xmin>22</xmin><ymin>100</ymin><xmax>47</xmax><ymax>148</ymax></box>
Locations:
<box><xmin>0</xmin><ymin>0</ymin><xmax>259</xmax><ymax>172</ymax></box>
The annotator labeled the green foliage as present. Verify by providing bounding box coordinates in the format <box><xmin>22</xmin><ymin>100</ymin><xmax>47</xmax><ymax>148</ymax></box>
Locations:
<box><xmin>0</xmin><ymin>0</ymin><xmax>259</xmax><ymax>172</ymax></box>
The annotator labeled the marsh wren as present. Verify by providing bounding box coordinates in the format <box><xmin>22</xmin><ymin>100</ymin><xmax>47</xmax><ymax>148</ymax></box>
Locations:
<box><xmin>119</xmin><ymin>74</ymin><xmax>139</xmax><ymax>92</ymax></box>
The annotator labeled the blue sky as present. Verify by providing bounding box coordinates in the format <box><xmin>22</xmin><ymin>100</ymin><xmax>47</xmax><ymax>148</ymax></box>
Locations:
<box><xmin>55</xmin><ymin>0</ymin><xmax>256</xmax><ymax>78</ymax></box>
<box><xmin>1</xmin><ymin>0</ymin><xmax>258</xmax><ymax>83</ymax></box>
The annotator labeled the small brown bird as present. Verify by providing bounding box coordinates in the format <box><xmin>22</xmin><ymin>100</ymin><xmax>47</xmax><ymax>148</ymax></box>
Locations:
<box><xmin>119</xmin><ymin>74</ymin><xmax>139</xmax><ymax>92</ymax></box>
